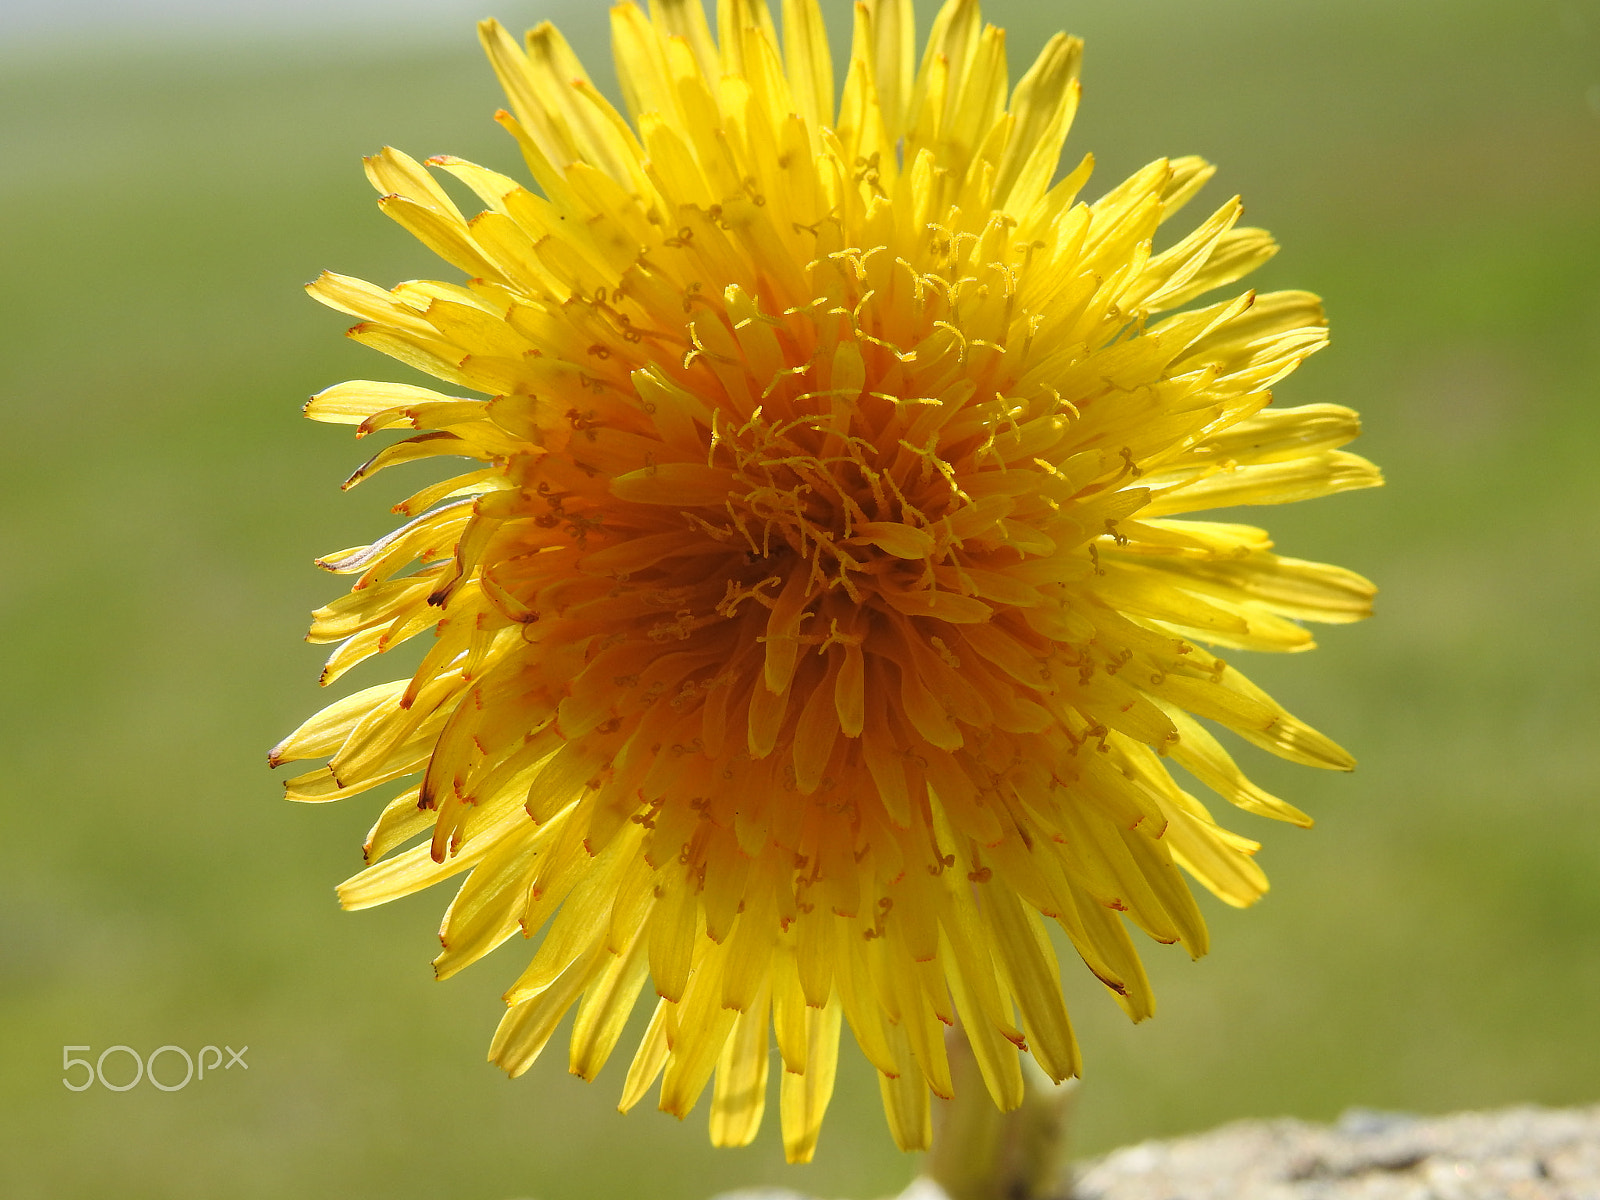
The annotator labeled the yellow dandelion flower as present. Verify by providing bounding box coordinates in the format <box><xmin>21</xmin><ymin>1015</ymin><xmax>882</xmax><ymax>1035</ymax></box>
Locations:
<box><xmin>275</xmin><ymin>0</ymin><xmax>1381</xmax><ymax>1162</ymax></box>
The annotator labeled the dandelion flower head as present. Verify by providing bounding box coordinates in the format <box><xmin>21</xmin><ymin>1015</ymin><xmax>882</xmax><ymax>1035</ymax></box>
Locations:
<box><xmin>274</xmin><ymin>0</ymin><xmax>1381</xmax><ymax>1162</ymax></box>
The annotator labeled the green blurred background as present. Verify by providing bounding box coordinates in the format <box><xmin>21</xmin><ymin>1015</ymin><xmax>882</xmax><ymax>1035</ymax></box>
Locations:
<box><xmin>2</xmin><ymin>0</ymin><xmax>1597</xmax><ymax>1195</ymax></box>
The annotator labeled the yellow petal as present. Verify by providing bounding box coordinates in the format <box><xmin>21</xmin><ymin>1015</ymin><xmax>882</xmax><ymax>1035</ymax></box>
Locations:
<box><xmin>709</xmin><ymin>980</ymin><xmax>772</xmax><ymax>1147</ymax></box>
<box><xmin>779</xmin><ymin>997</ymin><xmax>842</xmax><ymax>1162</ymax></box>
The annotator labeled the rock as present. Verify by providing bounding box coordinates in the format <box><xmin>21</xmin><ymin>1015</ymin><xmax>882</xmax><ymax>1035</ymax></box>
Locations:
<box><xmin>1069</xmin><ymin>1104</ymin><xmax>1600</xmax><ymax>1200</ymax></box>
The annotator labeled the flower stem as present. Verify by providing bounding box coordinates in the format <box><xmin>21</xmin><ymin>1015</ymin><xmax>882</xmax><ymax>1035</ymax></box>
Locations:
<box><xmin>925</xmin><ymin>1026</ymin><xmax>1080</xmax><ymax>1200</ymax></box>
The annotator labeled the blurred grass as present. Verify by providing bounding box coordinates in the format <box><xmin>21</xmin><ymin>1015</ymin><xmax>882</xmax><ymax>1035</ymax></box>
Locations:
<box><xmin>1</xmin><ymin>0</ymin><xmax>1597</xmax><ymax>1195</ymax></box>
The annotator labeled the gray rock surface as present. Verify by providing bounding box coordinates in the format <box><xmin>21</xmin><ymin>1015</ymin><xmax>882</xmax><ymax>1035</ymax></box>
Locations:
<box><xmin>1070</xmin><ymin>1105</ymin><xmax>1600</xmax><ymax>1200</ymax></box>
